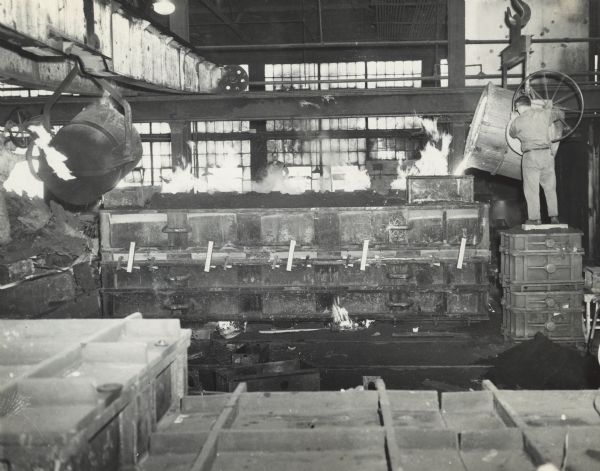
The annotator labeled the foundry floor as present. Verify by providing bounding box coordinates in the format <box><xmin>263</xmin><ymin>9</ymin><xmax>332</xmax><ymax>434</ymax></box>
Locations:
<box><xmin>187</xmin><ymin>306</ymin><xmax>600</xmax><ymax>392</ymax></box>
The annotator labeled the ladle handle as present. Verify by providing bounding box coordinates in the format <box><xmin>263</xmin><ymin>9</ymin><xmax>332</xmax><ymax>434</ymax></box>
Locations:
<box><xmin>42</xmin><ymin>63</ymin><xmax>81</xmax><ymax>133</ymax></box>
<box><xmin>93</xmin><ymin>78</ymin><xmax>133</xmax><ymax>160</ymax></box>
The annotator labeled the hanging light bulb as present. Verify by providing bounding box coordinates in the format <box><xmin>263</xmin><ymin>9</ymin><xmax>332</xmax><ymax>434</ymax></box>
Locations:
<box><xmin>153</xmin><ymin>0</ymin><xmax>176</xmax><ymax>15</ymax></box>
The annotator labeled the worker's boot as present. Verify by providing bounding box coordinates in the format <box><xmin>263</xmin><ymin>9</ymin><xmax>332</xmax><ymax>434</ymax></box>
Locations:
<box><xmin>525</xmin><ymin>219</ymin><xmax>541</xmax><ymax>225</ymax></box>
<box><xmin>550</xmin><ymin>216</ymin><xmax>560</xmax><ymax>224</ymax></box>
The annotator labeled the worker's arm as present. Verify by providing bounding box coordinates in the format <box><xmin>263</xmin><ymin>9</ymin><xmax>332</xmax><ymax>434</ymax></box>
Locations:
<box><xmin>508</xmin><ymin>114</ymin><xmax>519</xmax><ymax>138</ymax></box>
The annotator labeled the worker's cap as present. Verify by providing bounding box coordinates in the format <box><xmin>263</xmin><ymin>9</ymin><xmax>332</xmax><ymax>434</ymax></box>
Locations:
<box><xmin>514</xmin><ymin>95</ymin><xmax>532</xmax><ymax>108</ymax></box>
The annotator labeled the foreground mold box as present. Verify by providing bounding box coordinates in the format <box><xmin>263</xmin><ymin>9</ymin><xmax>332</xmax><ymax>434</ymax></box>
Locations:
<box><xmin>139</xmin><ymin>382</ymin><xmax>600</xmax><ymax>471</ymax></box>
<box><xmin>0</xmin><ymin>315</ymin><xmax>191</xmax><ymax>471</ymax></box>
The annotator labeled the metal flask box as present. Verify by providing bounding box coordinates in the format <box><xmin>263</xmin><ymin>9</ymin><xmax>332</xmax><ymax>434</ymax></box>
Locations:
<box><xmin>37</xmin><ymin>102</ymin><xmax>143</xmax><ymax>206</ymax></box>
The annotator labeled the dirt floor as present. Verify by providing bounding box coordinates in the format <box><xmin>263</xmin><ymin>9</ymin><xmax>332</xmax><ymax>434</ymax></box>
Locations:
<box><xmin>187</xmin><ymin>309</ymin><xmax>600</xmax><ymax>392</ymax></box>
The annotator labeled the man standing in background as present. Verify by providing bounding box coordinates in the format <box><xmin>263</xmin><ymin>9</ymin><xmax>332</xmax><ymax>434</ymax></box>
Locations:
<box><xmin>509</xmin><ymin>95</ymin><xmax>561</xmax><ymax>225</ymax></box>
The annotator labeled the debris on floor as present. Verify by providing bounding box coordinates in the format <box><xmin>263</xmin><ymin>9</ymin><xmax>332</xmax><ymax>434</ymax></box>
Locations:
<box><xmin>216</xmin><ymin>321</ymin><xmax>246</xmax><ymax>339</ymax></box>
<box><xmin>484</xmin><ymin>333</ymin><xmax>600</xmax><ymax>389</ymax></box>
<box><xmin>0</xmin><ymin>183</ymin><xmax>100</xmax><ymax>317</ymax></box>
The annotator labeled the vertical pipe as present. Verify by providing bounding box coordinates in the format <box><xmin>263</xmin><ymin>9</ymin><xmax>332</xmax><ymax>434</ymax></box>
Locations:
<box><xmin>318</xmin><ymin>0</ymin><xmax>324</xmax><ymax>44</ymax></box>
<box><xmin>447</xmin><ymin>0</ymin><xmax>466</xmax><ymax>88</ymax></box>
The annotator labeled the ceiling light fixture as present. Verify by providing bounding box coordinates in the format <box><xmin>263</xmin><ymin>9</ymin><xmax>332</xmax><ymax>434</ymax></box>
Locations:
<box><xmin>153</xmin><ymin>0</ymin><xmax>176</xmax><ymax>15</ymax></box>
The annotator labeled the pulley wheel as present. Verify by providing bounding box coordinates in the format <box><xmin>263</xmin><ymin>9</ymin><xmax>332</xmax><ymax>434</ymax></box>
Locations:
<box><xmin>218</xmin><ymin>65</ymin><xmax>249</xmax><ymax>92</ymax></box>
<box><xmin>506</xmin><ymin>70</ymin><xmax>584</xmax><ymax>155</ymax></box>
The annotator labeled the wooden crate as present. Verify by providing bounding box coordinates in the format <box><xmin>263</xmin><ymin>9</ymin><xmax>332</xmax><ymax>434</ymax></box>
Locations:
<box><xmin>0</xmin><ymin>315</ymin><xmax>190</xmax><ymax>471</ymax></box>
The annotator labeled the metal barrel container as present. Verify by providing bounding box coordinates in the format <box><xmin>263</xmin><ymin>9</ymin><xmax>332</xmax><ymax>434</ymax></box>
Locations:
<box><xmin>37</xmin><ymin>102</ymin><xmax>143</xmax><ymax>206</ymax></box>
<box><xmin>462</xmin><ymin>83</ymin><xmax>523</xmax><ymax>181</ymax></box>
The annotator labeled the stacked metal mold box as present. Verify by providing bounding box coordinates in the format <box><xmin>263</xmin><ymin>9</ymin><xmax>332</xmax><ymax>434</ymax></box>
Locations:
<box><xmin>500</xmin><ymin>226</ymin><xmax>584</xmax><ymax>341</ymax></box>
<box><xmin>100</xmin><ymin>180</ymin><xmax>490</xmax><ymax>325</ymax></box>
<box><xmin>0</xmin><ymin>315</ymin><xmax>191</xmax><ymax>471</ymax></box>
<box><xmin>139</xmin><ymin>380</ymin><xmax>600</xmax><ymax>471</ymax></box>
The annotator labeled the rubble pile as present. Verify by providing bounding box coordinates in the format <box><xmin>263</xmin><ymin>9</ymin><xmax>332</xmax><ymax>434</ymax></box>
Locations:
<box><xmin>484</xmin><ymin>333</ymin><xmax>600</xmax><ymax>389</ymax></box>
<box><xmin>0</xmin><ymin>139</ymin><xmax>100</xmax><ymax>317</ymax></box>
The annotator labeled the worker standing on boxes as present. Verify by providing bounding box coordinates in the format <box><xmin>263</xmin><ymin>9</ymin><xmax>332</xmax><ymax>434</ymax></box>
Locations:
<box><xmin>509</xmin><ymin>95</ymin><xmax>561</xmax><ymax>226</ymax></box>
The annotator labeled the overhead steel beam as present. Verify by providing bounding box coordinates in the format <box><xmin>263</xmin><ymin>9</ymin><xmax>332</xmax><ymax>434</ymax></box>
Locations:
<box><xmin>0</xmin><ymin>0</ymin><xmax>223</xmax><ymax>93</ymax></box>
<box><xmin>2</xmin><ymin>86</ymin><xmax>600</xmax><ymax>123</ymax></box>
<box><xmin>192</xmin><ymin>39</ymin><xmax>448</xmax><ymax>52</ymax></box>
<box><xmin>189</xmin><ymin>0</ymin><xmax>371</xmax><ymax>14</ymax></box>
<box><xmin>0</xmin><ymin>47</ymin><xmax>135</xmax><ymax>96</ymax></box>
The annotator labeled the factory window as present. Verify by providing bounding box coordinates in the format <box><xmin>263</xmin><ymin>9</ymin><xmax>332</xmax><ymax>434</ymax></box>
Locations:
<box><xmin>0</xmin><ymin>81</ymin><xmax>73</xmax><ymax>97</ymax></box>
<box><xmin>266</xmin><ymin>117</ymin><xmax>369</xmax><ymax>192</ymax></box>
<box><xmin>265</xmin><ymin>139</ymin><xmax>319</xmax><ymax>192</ymax></box>
<box><xmin>120</xmin><ymin>122</ymin><xmax>172</xmax><ymax>186</ymax></box>
<box><xmin>367</xmin><ymin>116</ymin><xmax>421</xmax><ymax>130</ymax></box>
<box><xmin>321</xmin><ymin>117</ymin><xmax>367</xmax><ymax>130</ymax></box>
<box><xmin>320</xmin><ymin>62</ymin><xmax>366</xmax><ymax>90</ymax></box>
<box><xmin>367</xmin><ymin>115</ymin><xmax>423</xmax><ymax>161</ymax></box>
<box><xmin>194</xmin><ymin>120</ymin><xmax>250</xmax><ymax>133</ymax></box>
<box><xmin>191</xmin><ymin>121</ymin><xmax>252</xmax><ymax>193</ymax></box>
<box><xmin>265</xmin><ymin>63</ymin><xmax>319</xmax><ymax>91</ymax></box>
<box><xmin>440</xmin><ymin>59</ymin><xmax>448</xmax><ymax>88</ymax></box>
<box><xmin>265</xmin><ymin>60</ymin><xmax>421</xmax><ymax>90</ymax></box>
<box><xmin>266</xmin><ymin>119</ymin><xmax>320</xmax><ymax>132</ymax></box>
<box><xmin>366</xmin><ymin>60</ymin><xmax>422</xmax><ymax>88</ymax></box>
<box><xmin>369</xmin><ymin>137</ymin><xmax>419</xmax><ymax>161</ymax></box>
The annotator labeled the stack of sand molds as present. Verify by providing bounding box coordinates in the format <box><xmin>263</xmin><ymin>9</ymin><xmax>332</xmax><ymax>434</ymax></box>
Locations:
<box><xmin>500</xmin><ymin>226</ymin><xmax>584</xmax><ymax>342</ymax></box>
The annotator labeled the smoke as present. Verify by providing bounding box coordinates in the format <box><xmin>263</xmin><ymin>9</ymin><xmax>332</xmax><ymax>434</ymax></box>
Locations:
<box><xmin>390</xmin><ymin>117</ymin><xmax>451</xmax><ymax>190</ymax></box>
<box><xmin>29</xmin><ymin>125</ymin><xmax>75</xmax><ymax>181</ymax></box>
<box><xmin>160</xmin><ymin>164</ymin><xmax>197</xmax><ymax>193</ymax></box>
<box><xmin>253</xmin><ymin>163</ymin><xmax>306</xmax><ymax>194</ymax></box>
<box><xmin>330</xmin><ymin>165</ymin><xmax>371</xmax><ymax>191</ymax></box>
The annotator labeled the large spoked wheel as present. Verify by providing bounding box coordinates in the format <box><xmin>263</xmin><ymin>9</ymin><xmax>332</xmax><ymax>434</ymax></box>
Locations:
<box><xmin>3</xmin><ymin>108</ymin><xmax>35</xmax><ymax>148</ymax></box>
<box><xmin>506</xmin><ymin>70</ymin><xmax>584</xmax><ymax>155</ymax></box>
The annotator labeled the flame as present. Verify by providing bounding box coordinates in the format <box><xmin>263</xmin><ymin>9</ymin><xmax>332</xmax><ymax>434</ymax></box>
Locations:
<box><xmin>390</xmin><ymin>118</ymin><xmax>451</xmax><ymax>190</ymax></box>
<box><xmin>3</xmin><ymin>160</ymin><xmax>44</xmax><ymax>198</ymax></box>
<box><xmin>29</xmin><ymin>125</ymin><xmax>75</xmax><ymax>181</ymax></box>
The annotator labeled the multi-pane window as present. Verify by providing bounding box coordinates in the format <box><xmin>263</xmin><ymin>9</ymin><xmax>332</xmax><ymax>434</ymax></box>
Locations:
<box><xmin>0</xmin><ymin>81</ymin><xmax>73</xmax><ymax>97</ymax></box>
<box><xmin>366</xmin><ymin>60</ymin><xmax>422</xmax><ymax>88</ymax></box>
<box><xmin>266</xmin><ymin>118</ymin><xmax>372</xmax><ymax>192</ymax></box>
<box><xmin>440</xmin><ymin>59</ymin><xmax>449</xmax><ymax>87</ymax></box>
<box><xmin>120</xmin><ymin>122</ymin><xmax>172</xmax><ymax>186</ymax></box>
<box><xmin>369</xmin><ymin>137</ymin><xmax>420</xmax><ymax>161</ymax></box>
<box><xmin>265</xmin><ymin>139</ymin><xmax>318</xmax><ymax>192</ymax></box>
<box><xmin>367</xmin><ymin>116</ymin><xmax>422</xmax><ymax>161</ymax></box>
<box><xmin>265</xmin><ymin>63</ymin><xmax>319</xmax><ymax>91</ymax></box>
<box><xmin>320</xmin><ymin>62</ymin><xmax>366</xmax><ymax>89</ymax></box>
<box><xmin>265</xmin><ymin>60</ymin><xmax>422</xmax><ymax>90</ymax></box>
<box><xmin>191</xmin><ymin>121</ymin><xmax>252</xmax><ymax>193</ymax></box>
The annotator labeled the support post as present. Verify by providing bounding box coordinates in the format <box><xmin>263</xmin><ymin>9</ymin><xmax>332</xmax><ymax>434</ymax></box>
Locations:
<box><xmin>248</xmin><ymin>63</ymin><xmax>267</xmax><ymax>182</ymax></box>
<box><xmin>170</xmin><ymin>120</ymin><xmax>192</xmax><ymax>168</ymax></box>
<box><xmin>447</xmin><ymin>0</ymin><xmax>465</xmax><ymax>88</ymax></box>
